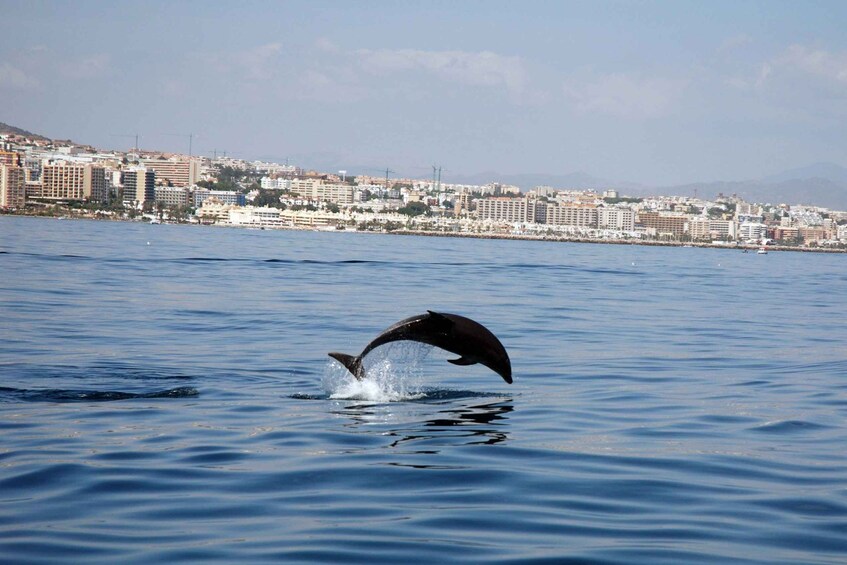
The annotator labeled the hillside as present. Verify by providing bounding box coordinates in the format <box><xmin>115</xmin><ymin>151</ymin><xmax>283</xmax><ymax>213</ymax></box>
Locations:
<box><xmin>0</xmin><ymin>122</ymin><xmax>49</xmax><ymax>141</ymax></box>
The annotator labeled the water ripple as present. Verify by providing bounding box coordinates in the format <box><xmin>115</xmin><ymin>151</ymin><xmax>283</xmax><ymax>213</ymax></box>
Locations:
<box><xmin>2</xmin><ymin>217</ymin><xmax>847</xmax><ymax>564</ymax></box>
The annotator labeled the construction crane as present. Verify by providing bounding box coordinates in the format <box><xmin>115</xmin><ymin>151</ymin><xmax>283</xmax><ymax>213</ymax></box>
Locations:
<box><xmin>362</xmin><ymin>167</ymin><xmax>396</xmax><ymax>195</ymax></box>
<box><xmin>383</xmin><ymin>167</ymin><xmax>395</xmax><ymax>195</ymax></box>
<box><xmin>160</xmin><ymin>133</ymin><xmax>196</xmax><ymax>157</ymax></box>
<box><xmin>110</xmin><ymin>133</ymin><xmax>140</xmax><ymax>152</ymax></box>
<box><xmin>431</xmin><ymin>164</ymin><xmax>444</xmax><ymax>193</ymax></box>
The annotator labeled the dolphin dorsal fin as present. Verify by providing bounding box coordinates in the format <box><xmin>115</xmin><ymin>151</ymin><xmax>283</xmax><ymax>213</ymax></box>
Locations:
<box><xmin>427</xmin><ymin>310</ymin><xmax>453</xmax><ymax>333</ymax></box>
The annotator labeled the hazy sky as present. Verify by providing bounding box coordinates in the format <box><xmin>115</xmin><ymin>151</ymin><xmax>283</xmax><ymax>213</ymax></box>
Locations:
<box><xmin>3</xmin><ymin>1</ymin><xmax>846</xmax><ymax>185</ymax></box>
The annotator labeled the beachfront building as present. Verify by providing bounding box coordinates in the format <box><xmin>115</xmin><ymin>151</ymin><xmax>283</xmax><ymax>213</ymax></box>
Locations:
<box><xmin>289</xmin><ymin>178</ymin><xmax>354</xmax><ymax>205</ymax></box>
<box><xmin>154</xmin><ymin>186</ymin><xmax>192</xmax><ymax>207</ymax></box>
<box><xmin>40</xmin><ymin>162</ymin><xmax>107</xmax><ymax>202</ymax></box>
<box><xmin>0</xmin><ymin>164</ymin><xmax>26</xmax><ymax>208</ymax></box>
<box><xmin>545</xmin><ymin>204</ymin><xmax>599</xmax><ymax>227</ymax></box>
<box><xmin>194</xmin><ymin>188</ymin><xmax>245</xmax><ymax>207</ymax></box>
<box><xmin>280</xmin><ymin>208</ymin><xmax>341</xmax><ymax>228</ymax></box>
<box><xmin>195</xmin><ymin>197</ymin><xmax>235</xmax><ymax>223</ymax></box>
<box><xmin>798</xmin><ymin>226</ymin><xmax>832</xmax><ymax>244</ymax></box>
<box><xmin>122</xmin><ymin>168</ymin><xmax>156</xmax><ymax>204</ymax></box>
<box><xmin>637</xmin><ymin>211</ymin><xmax>688</xmax><ymax>237</ymax></box>
<box><xmin>476</xmin><ymin>197</ymin><xmax>535</xmax><ymax>223</ymax></box>
<box><xmin>140</xmin><ymin>157</ymin><xmax>201</xmax><ymax>187</ymax></box>
<box><xmin>708</xmin><ymin>219</ymin><xmax>737</xmax><ymax>240</ymax></box>
<box><xmin>739</xmin><ymin>222</ymin><xmax>768</xmax><ymax>241</ymax></box>
<box><xmin>687</xmin><ymin>218</ymin><xmax>735</xmax><ymax>240</ymax></box>
<box><xmin>228</xmin><ymin>206</ymin><xmax>283</xmax><ymax>227</ymax></box>
<box><xmin>598</xmin><ymin>207</ymin><xmax>635</xmax><ymax>231</ymax></box>
<box><xmin>687</xmin><ymin>217</ymin><xmax>711</xmax><ymax>240</ymax></box>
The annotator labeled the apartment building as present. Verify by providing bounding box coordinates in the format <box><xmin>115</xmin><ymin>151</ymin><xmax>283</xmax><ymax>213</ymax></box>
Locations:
<box><xmin>454</xmin><ymin>192</ymin><xmax>472</xmax><ymax>215</ymax></box>
<box><xmin>0</xmin><ymin>150</ymin><xmax>20</xmax><ymax>167</ymax></box>
<box><xmin>154</xmin><ymin>186</ymin><xmax>191</xmax><ymax>207</ymax></box>
<box><xmin>122</xmin><ymin>168</ymin><xmax>156</xmax><ymax>204</ymax></box>
<box><xmin>260</xmin><ymin>176</ymin><xmax>291</xmax><ymax>190</ymax></box>
<box><xmin>476</xmin><ymin>197</ymin><xmax>534</xmax><ymax>223</ymax></box>
<box><xmin>140</xmin><ymin>157</ymin><xmax>200</xmax><ymax>187</ymax></box>
<box><xmin>289</xmin><ymin>178</ymin><xmax>354</xmax><ymax>205</ymax></box>
<box><xmin>194</xmin><ymin>188</ymin><xmax>245</xmax><ymax>207</ymax></box>
<box><xmin>739</xmin><ymin>222</ymin><xmax>768</xmax><ymax>241</ymax></box>
<box><xmin>195</xmin><ymin>197</ymin><xmax>235</xmax><ymax>222</ymax></box>
<box><xmin>545</xmin><ymin>204</ymin><xmax>598</xmax><ymax>227</ymax></box>
<box><xmin>708</xmin><ymin>219</ymin><xmax>737</xmax><ymax>239</ymax></box>
<box><xmin>598</xmin><ymin>207</ymin><xmax>635</xmax><ymax>231</ymax></box>
<box><xmin>229</xmin><ymin>206</ymin><xmax>283</xmax><ymax>227</ymax></box>
<box><xmin>0</xmin><ymin>164</ymin><xmax>26</xmax><ymax>208</ymax></box>
<box><xmin>637</xmin><ymin>211</ymin><xmax>688</xmax><ymax>237</ymax></box>
<box><xmin>41</xmin><ymin>162</ymin><xmax>107</xmax><ymax>202</ymax></box>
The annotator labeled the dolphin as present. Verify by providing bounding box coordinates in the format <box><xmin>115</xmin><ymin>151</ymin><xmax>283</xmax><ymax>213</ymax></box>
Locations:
<box><xmin>328</xmin><ymin>311</ymin><xmax>512</xmax><ymax>384</ymax></box>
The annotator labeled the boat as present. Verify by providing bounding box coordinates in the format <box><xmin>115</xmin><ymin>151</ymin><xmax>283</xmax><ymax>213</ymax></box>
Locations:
<box><xmin>757</xmin><ymin>247</ymin><xmax>768</xmax><ymax>255</ymax></box>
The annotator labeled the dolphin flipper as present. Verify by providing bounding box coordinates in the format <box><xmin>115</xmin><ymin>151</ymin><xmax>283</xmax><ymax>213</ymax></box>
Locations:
<box><xmin>448</xmin><ymin>356</ymin><xmax>476</xmax><ymax>366</ymax></box>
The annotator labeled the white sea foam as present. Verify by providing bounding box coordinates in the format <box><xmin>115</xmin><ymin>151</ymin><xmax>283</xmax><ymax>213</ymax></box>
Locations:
<box><xmin>323</xmin><ymin>343</ymin><xmax>431</xmax><ymax>402</ymax></box>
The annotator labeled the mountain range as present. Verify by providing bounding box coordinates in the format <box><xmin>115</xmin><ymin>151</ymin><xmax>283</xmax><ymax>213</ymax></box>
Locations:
<box><xmin>444</xmin><ymin>163</ymin><xmax>847</xmax><ymax>210</ymax></box>
<box><xmin>3</xmin><ymin>122</ymin><xmax>846</xmax><ymax>210</ymax></box>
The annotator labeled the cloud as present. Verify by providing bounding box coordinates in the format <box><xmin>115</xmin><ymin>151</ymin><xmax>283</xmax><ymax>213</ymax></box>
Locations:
<box><xmin>355</xmin><ymin>48</ymin><xmax>527</xmax><ymax>98</ymax></box>
<box><xmin>0</xmin><ymin>62</ymin><xmax>39</xmax><ymax>89</ymax></box>
<box><xmin>776</xmin><ymin>44</ymin><xmax>847</xmax><ymax>84</ymax></box>
<box><xmin>61</xmin><ymin>54</ymin><xmax>111</xmax><ymax>79</ymax></box>
<box><xmin>232</xmin><ymin>42</ymin><xmax>283</xmax><ymax>79</ymax></box>
<box><xmin>314</xmin><ymin>37</ymin><xmax>339</xmax><ymax>54</ymax></box>
<box><xmin>718</xmin><ymin>34</ymin><xmax>753</xmax><ymax>54</ymax></box>
<box><xmin>563</xmin><ymin>73</ymin><xmax>687</xmax><ymax>119</ymax></box>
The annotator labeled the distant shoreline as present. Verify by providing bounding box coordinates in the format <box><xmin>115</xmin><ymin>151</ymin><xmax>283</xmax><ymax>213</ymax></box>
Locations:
<box><xmin>388</xmin><ymin>229</ymin><xmax>847</xmax><ymax>253</ymax></box>
<box><xmin>3</xmin><ymin>212</ymin><xmax>845</xmax><ymax>254</ymax></box>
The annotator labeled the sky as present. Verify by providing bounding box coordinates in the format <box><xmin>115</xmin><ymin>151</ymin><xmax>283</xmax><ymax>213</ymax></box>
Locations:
<box><xmin>2</xmin><ymin>0</ymin><xmax>847</xmax><ymax>186</ymax></box>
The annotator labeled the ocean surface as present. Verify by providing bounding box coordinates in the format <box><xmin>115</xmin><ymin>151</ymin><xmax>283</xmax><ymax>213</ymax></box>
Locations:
<box><xmin>1</xmin><ymin>215</ymin><xmax>846</xmax><ymax>564</ymax></box>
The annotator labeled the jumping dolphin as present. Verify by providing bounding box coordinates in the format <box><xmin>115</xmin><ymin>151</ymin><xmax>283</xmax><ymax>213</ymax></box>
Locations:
<box><xmin>328</xmin><ymin>311</ymin><xmax>512</xmax><ymax>384</ymax></box>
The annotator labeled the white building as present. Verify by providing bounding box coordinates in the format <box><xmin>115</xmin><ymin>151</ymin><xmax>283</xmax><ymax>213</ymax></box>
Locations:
<box><xmin>260</xmin><ymin>176</ymin><xmax>292</xmax><ymax>190</ymax></box>
<box><xmin>739</xmin><ymin>222</ymin><xmax>768</xmax><ymax>241</ymax></box>
<box><xmin>598</xmin><ymin>207</ymin><xmax>635</xmax><ymax>230</ymax></box>
<box><xmin>229</xmin><ymin>206</ymin><xmax>283</xmax><ymax>227</ymax></box>
<box><xmin>708</xmin><ymin>219</ymin><xmax>737</xmax><ymax>239</ymax></box>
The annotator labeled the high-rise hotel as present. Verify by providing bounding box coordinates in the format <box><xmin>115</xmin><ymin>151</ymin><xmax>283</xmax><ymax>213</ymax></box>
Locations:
<box><xmin>40</xmin><ymin>162</ymin><xmax>108</xmax><ymax>202</ymax></box>
<box><xmin>121</xmin><ymin>168</ymin><xmax>156</xmax><ymax>204</ymax></box>
<box><xmin>140</xmin><ymin>157</ymin><xmax>200</xmax><ymax>187</ymax></box>
<box><xmin>0</xmin><ymin>164</ymin><xmax>26</xmax><ymax>208</ymax></box>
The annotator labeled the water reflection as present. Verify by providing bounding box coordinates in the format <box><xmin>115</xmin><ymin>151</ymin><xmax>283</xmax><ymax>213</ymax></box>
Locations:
<box><xmin>336</xmin><ymin>398</ymin><xmax>514</xmax><ymax>448</ymax></box>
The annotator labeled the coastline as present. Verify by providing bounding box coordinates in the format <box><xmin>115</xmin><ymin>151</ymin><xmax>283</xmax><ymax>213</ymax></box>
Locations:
<box><xmin>389</xmin><ymin>229</ymin><xmax>847</xmax><ymax>253</ymax></box>
<box><xmin>3</xmin><ymin>211</ymin><xmax>845</xmax><ymax>254</ymax></box>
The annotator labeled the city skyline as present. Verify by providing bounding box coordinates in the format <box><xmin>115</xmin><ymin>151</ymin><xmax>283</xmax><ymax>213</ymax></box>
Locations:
<box><xmin>3</xmin><ymin>1</ymin><xmax>847</xmax><ymax>186</ymax></box>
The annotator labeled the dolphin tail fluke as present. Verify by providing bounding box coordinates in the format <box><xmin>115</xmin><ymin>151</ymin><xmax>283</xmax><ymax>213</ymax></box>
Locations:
<box><xmin>328</xmin><ymin>352</ymin><xmax>365</xmax><ymax>380</ymax></box>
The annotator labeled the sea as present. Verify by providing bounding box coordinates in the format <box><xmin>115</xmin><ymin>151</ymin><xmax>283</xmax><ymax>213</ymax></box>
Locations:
<box><xmin>1</xmin><ymin>215</ymin><xmax>846</xmax><ymax>564</ymax></box>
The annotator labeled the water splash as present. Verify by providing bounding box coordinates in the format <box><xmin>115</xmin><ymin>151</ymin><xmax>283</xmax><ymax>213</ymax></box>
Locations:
<box><xmin>323</xmin><ymin>343</ymin><xmax>432</xmax><ymax>402</ymax></box>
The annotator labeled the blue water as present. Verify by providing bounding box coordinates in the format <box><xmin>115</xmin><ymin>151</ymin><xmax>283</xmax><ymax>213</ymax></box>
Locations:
<box><xmin>1</xmin><ymin>215</ymin><xmax>846</xmax><ymax>564</ymax></box>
